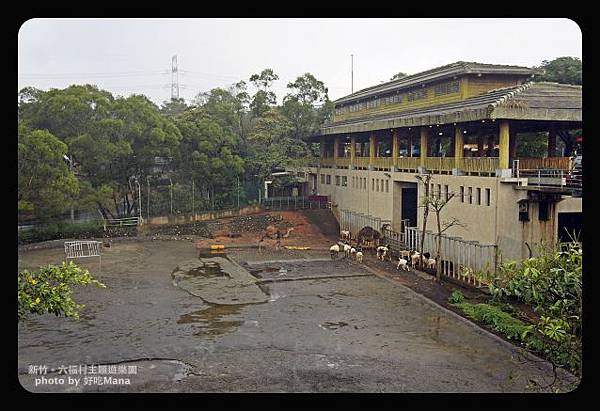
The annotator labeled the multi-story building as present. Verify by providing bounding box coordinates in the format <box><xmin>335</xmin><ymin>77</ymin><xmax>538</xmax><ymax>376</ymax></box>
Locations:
<box><xmin>291</xmin><ymin>62</ymin><xmax>582</xmax><ymax>262</ymax></box>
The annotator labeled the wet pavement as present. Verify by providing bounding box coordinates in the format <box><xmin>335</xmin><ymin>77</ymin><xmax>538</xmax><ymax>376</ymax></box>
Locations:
<box><xmin>18</xmin><ymin>240</ymin><xmax>562</xmax><ymax>392</ymax></box>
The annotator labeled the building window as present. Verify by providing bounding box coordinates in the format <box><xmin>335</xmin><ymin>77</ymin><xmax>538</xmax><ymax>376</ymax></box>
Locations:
<box><xmin>342</xmin><ymin>176</ymin><xmax>348</xmax><ymax>187</ymax></box>
<box><xmin>326</xmin><ymin>175</ymin><xmax>331</xmax><ymax>185</ymax></box>
<box><xmin>376</xmin><ymin>179</ymin><xmax>380</xmax><ymax>192</ymax></box>
<box><xmin>320</xmin><ymin>174</ymin><xmax>325</xmax><ymax>184</ymax></box>
<box><xmin>477</xmin><ymin>188</ymin><xmax>481</xmax><ymax>205</ymax></box>
<box><xmin>372</xmin><ymin>178</ymin><xmax>374</xmax><ymax>191</ymax></box>
<box><xmin>519</xmin><ymin>201</ymin><xmax>529</xmax><ymax>221</ymax></box>
<box><xmin>460</xmin><ymin>186</ymin><xmax>464</xmax><ymax>202</ymax></box>
<box><xmin>444</xmin><ymin>185</ymin><xmax>449</xmax><ymax>200</ymax></box>
<box><xmin>335</xmin><ymin>176</ymin><xmax>341</xmax><ymax>186</ymax></box>
<box><xmin>434</xmin><ymin>80</ymin><xmax>460</xmax><ymax>96</ymax></box>
<box><xmin>437</xmin><ymin>184</ymin><xmax>441</xmax><ymax>199</ymax></box>
<box><xmin>408</xmin><ymin>88</ymin><xmax>427</xmax><ymax>101</ymax></box>
<box><xmin>486</xmin><ymin>188</ymin><xmax>491</xmax><ymax>206</ymax></box>
<box><xmin>468</xmin><ymin>187</ymin><xmax>473</xmax><ymax>204</ymax></box>
<box><xmin>386</xmin><ymin>180</ymin><xmax>389</xmax><ymax>193</ymax></box>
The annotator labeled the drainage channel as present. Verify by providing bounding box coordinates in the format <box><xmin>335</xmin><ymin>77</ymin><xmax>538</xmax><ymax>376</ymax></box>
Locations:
<box><xmin>255</xmin><ymin>273</ymin><xmax>372</xmax><ymax>284</ymax></box>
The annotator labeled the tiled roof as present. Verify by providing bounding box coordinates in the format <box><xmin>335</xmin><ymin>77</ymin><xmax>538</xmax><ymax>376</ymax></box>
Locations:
<box><xmin>320</xmin><ymin>82</ymin><xmax>581</xmax><ymax>136</ymax></box>
<box><xmin>334</xmin><ymin>61</ymin><xmax>542</xmax><ymax>105</ymax></box>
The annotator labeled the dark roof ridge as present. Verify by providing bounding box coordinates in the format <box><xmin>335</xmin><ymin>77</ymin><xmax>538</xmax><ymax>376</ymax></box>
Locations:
<box><xmin>334</xmin><ymin>61</ymin><xmax>539</xmax><ymax>104</ymax></box>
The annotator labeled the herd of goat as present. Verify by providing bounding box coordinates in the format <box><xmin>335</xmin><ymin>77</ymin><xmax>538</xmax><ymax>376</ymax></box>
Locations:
<box><xmin>331</xmin><ymin>229</ymin><xmax>437</xmax><ymax>272</ymax></box>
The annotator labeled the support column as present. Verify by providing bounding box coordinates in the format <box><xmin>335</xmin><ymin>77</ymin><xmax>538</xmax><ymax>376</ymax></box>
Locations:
<box><xmin>499</xmin><ymin>120</ymin><xmax>510</xmax><ymax>169</ymax></box>
<box><xmin>420</xmin><ymin>127</ymin><xmax>429</xmax><ymax>167</ymax></box>
<box><xmin>408</xmin><ymin>133</ymin><xmax>413</xmax><ymax>157</ymax></box>
<box><xmin>548</xmin><ymin>126</ymin><xmax>557</xmax><ymax>158</ymax></box>
<box><xmin>454</xmin><ymin>125</ymin><xmax>464</xmax><ymax>169</ymax></box>
<box><xmin>333</xmin><ymin>136</ymin><xmax>340</xmax><ymax>167</ymax></box>
<box><xmin>350</xmin><ymin>135</ymin><xmax>356</xmax><ymax>169</ymax></box>
<box><xmin>509</xmin><ymin>128</ymin><xmax>517</xmax><ymax>165</ymax></box>
<box><xmin>392</xmin><ymin>130</ymin><xmax>399</xmax><ymax>168</ymax></box>
<box><xmin>369</xmin><ymin>133</ymin><xmax>376</xmax><ymax>168</ymax></box>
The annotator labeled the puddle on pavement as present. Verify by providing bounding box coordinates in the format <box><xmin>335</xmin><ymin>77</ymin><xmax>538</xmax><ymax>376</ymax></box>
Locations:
<box><xmin>177</xmin><ymin>304</ymin><xmax>245</xmax><ymax>337</ymax></box>
<box><xmin>319</xmin><ymin>321</ymin><xmax>349</xmax><ymax>330</ymax></box>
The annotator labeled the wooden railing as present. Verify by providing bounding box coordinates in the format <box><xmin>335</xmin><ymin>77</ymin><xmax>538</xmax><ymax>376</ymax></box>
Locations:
<box><xmin>460</xmin><ymin>157</ymin><xmax>500</xmax><ymax>174</ymax></box>
<box><xmin>517</xmin><ymin>157</ymin><xmax>572</xmax><ymax>170</ymax></box>
<box><xmin>371</xmin><ymin>157</ymin><xmax>394</xmax><ymax>169</ymax></box>
<box><xmin>353</xmin><ymin>157</ymin><xmax>370</xmax><ymax>168</ymax></box>
<box><xmin>336</xmin><ymin>157</ymin><xmax>351</xmax><ymax>168</ymax></box>
<box><xmin>396</xmin><ymin>157</ymin><xmax>420</xmax><ymax>171</ymax></box>
<box><xmin>320</xmin><ymin>157</ymin><xmax>335</xmax><ymax>167</ymax></box>
<box><xmin>424</xmin><ymin>157</ymin><xmax>455</xmax><ymax>172</ymax></box>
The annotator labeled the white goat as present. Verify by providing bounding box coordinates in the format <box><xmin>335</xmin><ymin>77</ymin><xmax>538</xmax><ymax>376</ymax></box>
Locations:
<box><xmin>427</xmin><ymin>258</ymin><xmax>437</xmax><ymax>270</ymax></box>
<box><xmin>355</xmin><ymin>251</ymin><xmax>364</xmax><ymax>263</ymax></box>
<box><xmin>350</xmin><ymin>247</ymin><xmax>357</xmax><ymax>257</ymax></box>
<box><xmin>410</xmin><ymin>251</ymin><xmax>422</xmax><ymax>268</ymax></box>
<box><xmin>330</xmin><ymin>244</ymin><xmax>340</xmax><ymax>259</ymax></box>
<box><xmin>340</xmin><ymin>230</ymin><xmax>351</xmax><ymax>241</ymax></box>
<box><xmin>396</xmin><ymin>258</ymin><xmax>410</xmax><ymax>271</ymax></box>
<box><xmin>376</xmin><ymin>245</ymin><xmax>389</xmax><ymax>261</ymax></box>
<box><xmin>399</xmin><ymin>249</ymin><xmax>411</xmax><ymax>260</ymax></box>
<box><xmin>343</xmin><ymin>243</ymin><xmax>352</xmax><ymax>258</ymax></box>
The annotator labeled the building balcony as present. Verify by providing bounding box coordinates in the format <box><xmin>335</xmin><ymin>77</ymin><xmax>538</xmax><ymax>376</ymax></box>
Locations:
<box><xmin>459</xmin><ymin>157</ymin><xmax>500</xmax><ymax>174</ymax></box>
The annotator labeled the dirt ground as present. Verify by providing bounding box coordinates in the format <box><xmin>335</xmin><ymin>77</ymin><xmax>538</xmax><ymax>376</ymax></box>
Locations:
<box><xmin>17</xmin><ymin>211</ymin><xmax>574</xmax><ymax>393</ymax></box>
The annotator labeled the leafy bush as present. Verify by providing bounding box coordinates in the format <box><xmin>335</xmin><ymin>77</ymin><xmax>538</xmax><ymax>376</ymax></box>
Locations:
<box><xmin>488</xmin><ymin>242</ymin><xmax>582</xmax><ymax>375</ymax></box>
<box><xmin>18</xmin><ymin>261</ymin><xmax>106</xmax><ymax>321</ymax></box>
<box><xmin>452</xmin><ymin>302</ymin><xmax>530</xmax><ymax>341</ymax></box>
<box><xmin>448</xmin><ymin>289</ymin><xmax>465</xmax><ymax>304</ymax></box>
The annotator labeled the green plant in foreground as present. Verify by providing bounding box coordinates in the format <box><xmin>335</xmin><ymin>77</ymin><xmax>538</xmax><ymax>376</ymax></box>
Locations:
<box><xmin>452</xmin><ymin>302</ymin><xmax>530</xmax><ymax>341</ymax></box>
<box><xmin>448</xmin><ymin>289</ymin><xmax>465</xmax><ymax>304</ymax></box>
<box><xmin>18</xmin><ymin>261</ymin><xmax>106</xmax><ymax>321</ymax></box>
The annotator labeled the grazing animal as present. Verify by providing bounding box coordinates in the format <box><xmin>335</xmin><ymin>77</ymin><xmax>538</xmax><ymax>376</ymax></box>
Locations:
<box><xmin>340</xmin><ymin>230</ymin><xmax>351</xmax><ymax>241</ymax></box>
<box><xmin>330</xmin><ymin>244</ymin><xmax>340</xmax><ymax>259</ymax></box>
<box><xmin>343</xmin><ymin>243</ymin><xmax>352</xmax><ymax>258</ymax></box>
<box><xmin>427</xmin><ymin>258</ymin><xmax>437</xmax><ymax>270</ymax></box>
<box><xmin>423</xmin><ymin>252</ymin><xmax>431</xmax><ymax>260</ymax></box>
<box><xmin>397</xmin><ymin>258</ymin><xmax>410</xmax><ymax>271</ymax></box>
<box><xmin>410</xmin><ymin>251</ymin><xmax>422</xmax><ymax>268</ymax></box>
<box><xmin>356</xmin><ymin>251</ymin><xmax>364</xmax><ymax>263</ymax></box>
<box><xmin>399</xmin><ymin>249</ymin><xmax>411</xmax><ymax>260</ymax></box>
<box><xmin>350</xmin><ymin>247</ymin><xmax>357</xmax><ymax>257</ymax></box>
<box><xmin>376</xmin><ymin>245</ymin><xmax>390</xmax><ymax>261</ymax></box>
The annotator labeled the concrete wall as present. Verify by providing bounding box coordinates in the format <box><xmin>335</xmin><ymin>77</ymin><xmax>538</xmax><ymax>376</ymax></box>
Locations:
<box><xmin>146</xmin><ymin>205</ymin><xmax>263</xmax><ymax>226</ymax></box>
<box><xmin>307</xmin><ymin>166</ymin><xmax>582</xmax><ymax>263</ymax></box>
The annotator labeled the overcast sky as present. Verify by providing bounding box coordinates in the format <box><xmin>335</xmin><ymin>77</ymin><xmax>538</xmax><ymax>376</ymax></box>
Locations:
<box><xmin>18</xmin><ymin>18</ymin><xmax>582</xmax><ymax>106</ymax></box>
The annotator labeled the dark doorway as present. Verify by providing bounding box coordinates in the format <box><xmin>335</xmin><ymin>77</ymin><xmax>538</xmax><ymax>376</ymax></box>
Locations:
<box><xmin>558</xmin><ymin>212</ymin><xmax>583</xmax><ymax>243</ymax></box>
<box><xmin>402</xmin><ymin>186</ymin><xmax>418</xmax><ymax>227</ymax></box>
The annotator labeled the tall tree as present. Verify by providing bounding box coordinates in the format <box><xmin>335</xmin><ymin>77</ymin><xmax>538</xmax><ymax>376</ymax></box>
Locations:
<box><xmin>281</xmin><ymin>73</ymin><xmax>330</xmax><ymax>142</ymax></box>
<box><xmin>249</xmin><ymin>68</ymin><xmax>279</xmax><ymax>118</ymax></box>
<box><xmin>535</xmin><ymin>57</ymin><xmax>582</xmax><ymax>85</ymax></box>
<box><xmin>18</xmin><ymin>126</ymin><xmax>79</xmax><ymax>221</ymax></box>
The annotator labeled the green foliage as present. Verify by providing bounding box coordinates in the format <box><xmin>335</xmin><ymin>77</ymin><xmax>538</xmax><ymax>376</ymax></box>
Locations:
<box><xmin>390</xmin><ymin>72</ymin><xmax>408</xmax><ymax>81</ymax></box>
<box><xmin>18</xmin><ymin>262</ymin><xmax>106</xmax><ymax>321</ymax></box>
<box><xmin>489</xmin><ymin>242</ymin><xmax>582</xmax><ymax>375</ymax></box>
<box><xmin>18</xmin><ymin>127</ymin><xmax>79</xmax><ymax>222</ymax></box>
<box><xmin>448</xmin><ymin>289</ymin><xmax>465</xmax><ymax>304</ymax></box>
<box><xmin>452</xmin><ymin>302</ymin><xmax>530</xmax><ymax>341</ymax></box>
<box><xmin>535</xmin><ymin>57</ymin><xmax>582</xmax><ymax>85</ymax></box>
